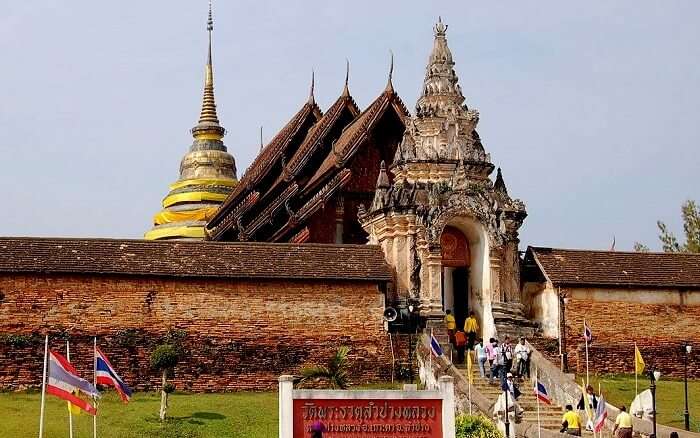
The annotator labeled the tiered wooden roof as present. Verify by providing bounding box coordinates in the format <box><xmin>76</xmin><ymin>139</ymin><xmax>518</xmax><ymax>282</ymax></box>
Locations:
<box><xmin>206</xmin><ymin>80</ymin><xmax>409</xmax><ymax>243</ymax></box>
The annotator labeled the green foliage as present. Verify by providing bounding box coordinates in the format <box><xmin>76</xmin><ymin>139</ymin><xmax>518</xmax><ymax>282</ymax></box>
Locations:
<box><xmin>633</xmin><ymin>242</ymin><xmax>650</xmax><ymax>252</ymax></box>
<box><xmin>115</xmin><ymin>328</ymin><xmax>141</xmax><ymax>348</ymax></box>
<box><xmin>656</xmin><ymin>200</ymin><xmax>700</xmax><ymax>253</ymax></box>
<box><xmin>0</xmin><ymin>333</ymin><xmax>38</xmax><ymax>348</ymax></box>
<box><xmin>151</xmin><ymin>344</ymin><xmax>180</xmax><ymax>371</ymax></box>
<box><xmin>299</xmin><ymin>346</ymin><xmax>351</xmax><ymax>389</ymax></box>
<box><xmin>163</xmin><ymin>382</ymin><xmax>176</xmax><ymax>394</ymax></box>
<box><xmin>456</xmin><ymin>414</ymin><xmax>503</xmax><ymax>438</ymax></box>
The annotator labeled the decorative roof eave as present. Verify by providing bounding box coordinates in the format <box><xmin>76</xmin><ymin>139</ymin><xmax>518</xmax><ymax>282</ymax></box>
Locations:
<box><xmin>285</xmin><ymin>94</ymin><xmax>360</xmax><ymax>178</ymax></box>
<box><xmin>302</xmin><ymin>89</ymin><xmax>404</xmax><ymax>196</ymax></box>
<box><xmin>269</xmin><ymin>169</ymin><xmax>352</xmax><ymax>242</ymax></box>
<box><xmin>241</xmin><ymin>183</ymin><xmax>299</xmax><ymax>238</ymax></box>
<box><xmin>206</xmin><ymin>190</ymin><xmax>260</xmax><ymax>240</ymax></box>
<box><xmin>208</xmin><ymin>100</ymin><xmax>321</xmax><ymax>229</ymax></box>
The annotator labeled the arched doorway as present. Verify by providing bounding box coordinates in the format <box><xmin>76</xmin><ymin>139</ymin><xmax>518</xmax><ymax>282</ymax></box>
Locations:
<box><xmin>441</xmin><ymin>226</ymin><xmax>470</xmax><ymax>330</ymax></box>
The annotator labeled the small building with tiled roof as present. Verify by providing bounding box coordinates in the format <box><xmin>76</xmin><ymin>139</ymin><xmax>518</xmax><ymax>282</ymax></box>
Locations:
<box><xmin>522</xmin><ymin>246</ymin><xmax>700</xmax><ymax>377</ymax></box>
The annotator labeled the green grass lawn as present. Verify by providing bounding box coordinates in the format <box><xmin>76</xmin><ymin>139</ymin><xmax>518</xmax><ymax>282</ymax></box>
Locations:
<box><xmin>584</xmin><ymin>374</ymin><xmax>700</xmax><ymax>431</ymax></box>
<box><xmin>0</xmin><ymin>391</ymin><xmax>278</xmax><ymax>438</ymax></box>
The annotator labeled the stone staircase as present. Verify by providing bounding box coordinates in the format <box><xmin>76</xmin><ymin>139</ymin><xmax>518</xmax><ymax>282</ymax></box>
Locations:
<box><xmin>460</xmin><ymin>364</ymin><xmax>596</xmax><ymax>436</ymax></box>
<box><xmin>492</xmin><ymin>302</ymin><xmax>539</xmax><ymax>340</ymax></box>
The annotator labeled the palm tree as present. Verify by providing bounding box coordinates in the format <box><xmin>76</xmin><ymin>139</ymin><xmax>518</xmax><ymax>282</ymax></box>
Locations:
<box><xmin>298</xmin><ymin>346</ymin><xmax>351</xmax><ymax>389</ymax></box>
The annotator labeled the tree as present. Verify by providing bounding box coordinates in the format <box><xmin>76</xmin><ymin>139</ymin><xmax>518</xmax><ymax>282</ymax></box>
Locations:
<box><xmin>150</xmin><ymin>344</ymin><xmax>179</xmax><ymax>421</ymax></box>
<box><xmin>657</xmin><ymin>200</ymin><xmax>700</xmax><ymax>253</ymax></box>
<box><xmin>298</xmin><ymin>346</ymin><xmax>351</xmax><ymax>389</ymax></box>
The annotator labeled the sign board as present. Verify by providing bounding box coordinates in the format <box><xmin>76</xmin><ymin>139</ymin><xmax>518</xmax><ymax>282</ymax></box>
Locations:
<box><xmin>278</xmin><ymin>375</ymin><xmax>455</xmax><ymax>438</ymax></box>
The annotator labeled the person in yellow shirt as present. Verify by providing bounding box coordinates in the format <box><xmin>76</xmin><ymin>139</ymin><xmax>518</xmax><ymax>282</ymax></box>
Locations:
<box><xmin>444</xmin><ymin>310</ymin><xmax>457</xmax><ymax>345</ymax></box>
<box><xmin>613</xmin><ymin>405</ymin><xmax>633</xmax><ymax>438</ymax></box>
<box><xmin>560</xmin><ymin>404</ymin><xmax>581</xmax><ymax>436</ymax></box>
<box><xmin>464</xmin><ymin>311</ymin><xmax>479</xmax><ymax>350</ymax></box>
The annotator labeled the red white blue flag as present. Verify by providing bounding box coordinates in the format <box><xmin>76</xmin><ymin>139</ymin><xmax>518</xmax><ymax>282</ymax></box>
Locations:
<box><xmin>534</xmin><ymin>379</ymin><xmax>551</xmax><ymax>404</ymax></box>
<box><xmin>95</xmin><ymin>346</ymin><xmax>132</xmax><ymax>402</ymax></box>
<box><xmin>430</xmin><ymin>335</ymin><xmax>444</xmax><ymax>357</ymax></box>
<box><xmin>47</xmin><ymin>350</ymin><xmax>99</xmax><ymax>415</ymax></box>
<box><xmin>594</xmin><ymin>393</ymin><xmax>608</xmax><ymax>432</ymax></box>
<box><xmin>583</xmin><ymin>321</ymin><xmax>593</xmax><ymax>343</ymax></box>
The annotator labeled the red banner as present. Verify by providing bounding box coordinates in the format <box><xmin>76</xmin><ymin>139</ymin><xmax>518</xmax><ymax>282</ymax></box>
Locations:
<box><xmin>292</xmin><ymin>398</ymin><xmax>442</xmax><ymax>437</ymax></box>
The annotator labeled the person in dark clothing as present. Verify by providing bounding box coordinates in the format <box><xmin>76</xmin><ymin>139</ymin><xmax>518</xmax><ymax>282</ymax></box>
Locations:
<box><xmin>577</xmin><ymin>385</ymin><xmax>598</xmax><ymax>410</ymax></box>
<box><xmin>454</xmin><ymin>330</ymin><xmax>467</xmax><ymax>364</ymax></box>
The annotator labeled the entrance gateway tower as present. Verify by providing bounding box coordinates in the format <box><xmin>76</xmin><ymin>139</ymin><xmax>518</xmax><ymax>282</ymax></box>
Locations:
<box><xmin>359</xmin><ymin>18</ymin><xmax>527</xmax><ymax>339</ymax></box>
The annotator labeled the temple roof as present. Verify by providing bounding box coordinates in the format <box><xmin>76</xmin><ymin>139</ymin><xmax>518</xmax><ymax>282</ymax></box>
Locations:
<box><xmin>206</xmin><ymin>99</ymin><xmax>322</xmax><ymax>235</ymax></box>
<box><xmin>526</xmin><ymin>246</ymin><xmax>700</xmax><ymax>289</ymax></box>
<box><xmin>0</xmin><ymin>237</ymin><xmax>392</xmax><ymax>282</ymax></box>
<box><xmin>305</xmin><ymin>87</ymin><xmax>409</xmax><ymax>194</ymax></box>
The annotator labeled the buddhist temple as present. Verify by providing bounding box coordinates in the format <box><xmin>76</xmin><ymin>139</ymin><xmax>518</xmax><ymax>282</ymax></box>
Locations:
<box><xmin>145</xmin><ymin>3</ymin><xmax>237</xmax><ymax>240</ymax></box>
<box><xmin>206</xmin><ymin>61</ymin><xmax>409</xmax><ymax>243</ymax></box>
<box><xmin>359</xmin><ymin>18</ymin><xmax>528</xmax><ymax>339</ymax></box>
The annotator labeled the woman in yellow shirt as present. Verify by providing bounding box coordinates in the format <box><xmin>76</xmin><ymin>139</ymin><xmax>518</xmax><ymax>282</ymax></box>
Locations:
<box><xmin>613</xmin><ymin>405</ymin><xmax>633</xmax><ymax>438</ymax></box>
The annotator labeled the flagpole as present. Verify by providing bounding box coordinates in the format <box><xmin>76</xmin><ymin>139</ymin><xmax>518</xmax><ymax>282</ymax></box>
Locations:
<box><xmin>67</xmin><ymin>341</ymin><xmax>74</xmax><ymax>438</ymax></box>
<box><xmin>634</xmin><ymin>343</ymin><xmax>638</xmax><ymax>397</ymax></box>
<box><xmin>468</xmin><ymin>351</ymin><xmax>472</xmax><ymax>415</ymax></box>
<box><xmin>535</xmin><ymin>367</ymin><xmax>541</xmax><ymax>438</ymax></box>
<box><xmin>93</xmin><ymin>337</ymin><xmax>98</xmax><ymax>438</ymax></box>
<box><xmin>38</xmin><ymin>335</ymin><xmax>48</xmax><ymax>438</ymax></box>
<box><xmin>584</xmin><ymin>319</ymin><xmax>590</xmax><ymax>387</ymax></box>
<box><xmin>429</xmin><ymin>328</ymin><xmax>433</xmax><ymax>389</ymax></box>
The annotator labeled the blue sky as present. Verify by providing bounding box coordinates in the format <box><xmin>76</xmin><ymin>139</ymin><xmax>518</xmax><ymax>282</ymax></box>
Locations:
<box><xmin>1</xmin><ymin>1</ymin><xmax>698</xmax><ymax>250</ymax></box>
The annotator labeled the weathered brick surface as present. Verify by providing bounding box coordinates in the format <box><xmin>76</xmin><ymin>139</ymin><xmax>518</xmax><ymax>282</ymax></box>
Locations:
<box><xmin>0</xmin><ymin>274</ymin><xmax>392</xmax><ymax>391</ymax></box>
<box><xmin>562</xmin><ymin>299</ymin><xmax>700</xmax><ymax>378</ymax></box>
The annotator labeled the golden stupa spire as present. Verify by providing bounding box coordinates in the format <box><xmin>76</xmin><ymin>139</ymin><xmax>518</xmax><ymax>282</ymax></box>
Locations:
<box><xmin>145</xmin><ymin>0</ymin><xmax>237</xmax><ymax>241</ymax></box>
<box><xmin>191</xmin><ymin>0</ymin><xmax>225</xmax><ymax>140</ymax></box>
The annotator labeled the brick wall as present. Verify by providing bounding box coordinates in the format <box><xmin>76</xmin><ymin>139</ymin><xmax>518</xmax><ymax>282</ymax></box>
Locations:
<box><xmin>0</xmin><ymin>274</ymin><xmax>392</xmax><ymax>391</ymax></box>
<box><xmin>563</xmin><ymin>298</ymin><xmax>700</xmax><ymax>378</ymax></box>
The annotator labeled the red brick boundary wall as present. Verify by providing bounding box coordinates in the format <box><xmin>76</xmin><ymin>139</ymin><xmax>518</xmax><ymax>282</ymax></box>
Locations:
<box><xmin>563</xmin><ymin>299</ymin><xmax>700</xmax><ymax>378</ymax></box>
<box><xmin>0</xmin><ymin>274</ymin><xmax>393</xmax><ymax>391</ymax></box>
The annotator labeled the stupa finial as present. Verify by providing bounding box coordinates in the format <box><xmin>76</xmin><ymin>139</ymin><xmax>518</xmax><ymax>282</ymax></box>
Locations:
<box><xmin>192</xmin><ymin>0</ymin><xmax>225</xmax><ymax>139</ymax></box>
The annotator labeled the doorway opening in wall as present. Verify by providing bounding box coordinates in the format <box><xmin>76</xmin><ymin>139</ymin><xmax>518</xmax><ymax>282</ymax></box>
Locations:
<box><xmin>440</xmin><ymin>226</ymin><xmax>471</xmax><ymax>330</ymax></box>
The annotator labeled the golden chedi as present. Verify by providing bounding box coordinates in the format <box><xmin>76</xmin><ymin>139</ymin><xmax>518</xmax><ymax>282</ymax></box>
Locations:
<box><xmin>145</xmin><ymin>3</ymin><xmax>236</xmax><ymax>240</ymax></box>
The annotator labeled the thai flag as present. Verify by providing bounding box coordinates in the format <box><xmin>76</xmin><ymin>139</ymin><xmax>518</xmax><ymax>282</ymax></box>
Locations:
<box><xmin>47</xmin><ymin>350</ymin><xmax>99</xmax><ymax>415</ymax></box>
<box><xmin>534</xmin><ymin>379</ymin><xmax>552</xmax><ymax>404</ymax></box>
<box><xmin>593</xmin><ymin>393</ymin><xmax>608</xmax><ymax>432</ymax></box>
<box><xmin>583</xmin><ymin>322</ymin><xmax>593</xmax><ymax>343</ymax></box>
<box><xmin>95</xmin><ymin>346</ymin><xmax>132</xmax><ymax>402</ymax></box>
<box><xmin>430</xmin><ymin>335</ymin><xmax>444</xmax><ymax>357</ymax></box>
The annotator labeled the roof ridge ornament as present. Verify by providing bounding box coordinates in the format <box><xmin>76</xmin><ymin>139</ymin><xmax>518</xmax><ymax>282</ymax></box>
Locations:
<box><xmin>385</xmin><ymin>50</ymin><xmax>394</xmax><ymax>92</ymax></box>
<box><xmin>308</xmin><ymin>69</ymin><xmax>316</xmax><ymax>104</ymax></box>
<box><xmin>342</xmin><ymin>59</ymin><xmax>350</xmax><ymax>97</ymax></box>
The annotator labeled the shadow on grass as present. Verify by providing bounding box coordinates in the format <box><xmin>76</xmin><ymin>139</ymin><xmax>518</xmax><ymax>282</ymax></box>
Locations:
<box><xmin>192</xmin><ymin>412</ymin><xmax>226</xmax><ymax>420</ymax></box>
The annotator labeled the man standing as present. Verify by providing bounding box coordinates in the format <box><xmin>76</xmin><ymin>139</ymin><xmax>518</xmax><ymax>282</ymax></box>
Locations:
<box><xmin>514</xmin><ymin>337</ymin><xmax>531</xmax><ymax>378</ymax></box>
<box><xmin>561</xmin><ymin>404</ymin><xmax>582</xmax><ymax>436</ymax></box>
<box><xmin>444</xmin><ymin>309</ymin><xmax>457</xmax><ymax>345</ymax></box>
<box><xmin>464</xmin><ymin>311</ymin><xmax>479</xmax><ymax>351</ymax></box>
<box><xmin>490</xmin><ymin>339</ymin><xmax>504</xmax><ymax>385</ymax></box>
<box><xmin>612</xmin><ymin>406</ymin><xmax>633</xmax><ymax>438</ymax></box>
<box><xmin>475</xmin><ymin>338</ymin><xmax>488</xmax><ymax>378</ymax></box>
<box><xmin>502</xmin><ymin>336</ymin><xmax>514</xmax><ymax>376</ymax></box>
<box><xmin>454</xmin><ymin>330</ymin><xmax>467</xmax><ymax>364</ymax></box>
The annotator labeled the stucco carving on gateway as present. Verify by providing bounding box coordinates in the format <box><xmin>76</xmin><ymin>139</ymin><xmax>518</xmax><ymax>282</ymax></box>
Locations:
<box><xmin>359</xmin><ymin>18</ymin><xmax>526</xmax><ymax>337</ymax></box>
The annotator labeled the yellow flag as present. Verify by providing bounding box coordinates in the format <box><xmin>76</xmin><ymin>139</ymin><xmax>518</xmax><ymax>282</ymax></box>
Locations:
<box><xmin>466</xmin><ymin>350</ymin><xmax>474</xmax><ymax>385</ymax></box>
<box><xmin>635</xmin><ymin>344</ymin><xmax>645</xmax><ymax>375</ymax></box>
<box><xmin>67</xmin><ymin>391</ymin><xmax>82</xmax><ymax>416</ymax></box>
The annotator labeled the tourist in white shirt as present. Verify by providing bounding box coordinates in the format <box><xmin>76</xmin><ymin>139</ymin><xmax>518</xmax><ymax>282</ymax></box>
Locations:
<box><xmin>514</xmin><ymin>337</ymin><xmax>531</xmax><ymax>378</ymax></box>
<box><xmin>474</xmin><ymin>339</ymin><xmax>488</xmax><ymax>378</ymax></box>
